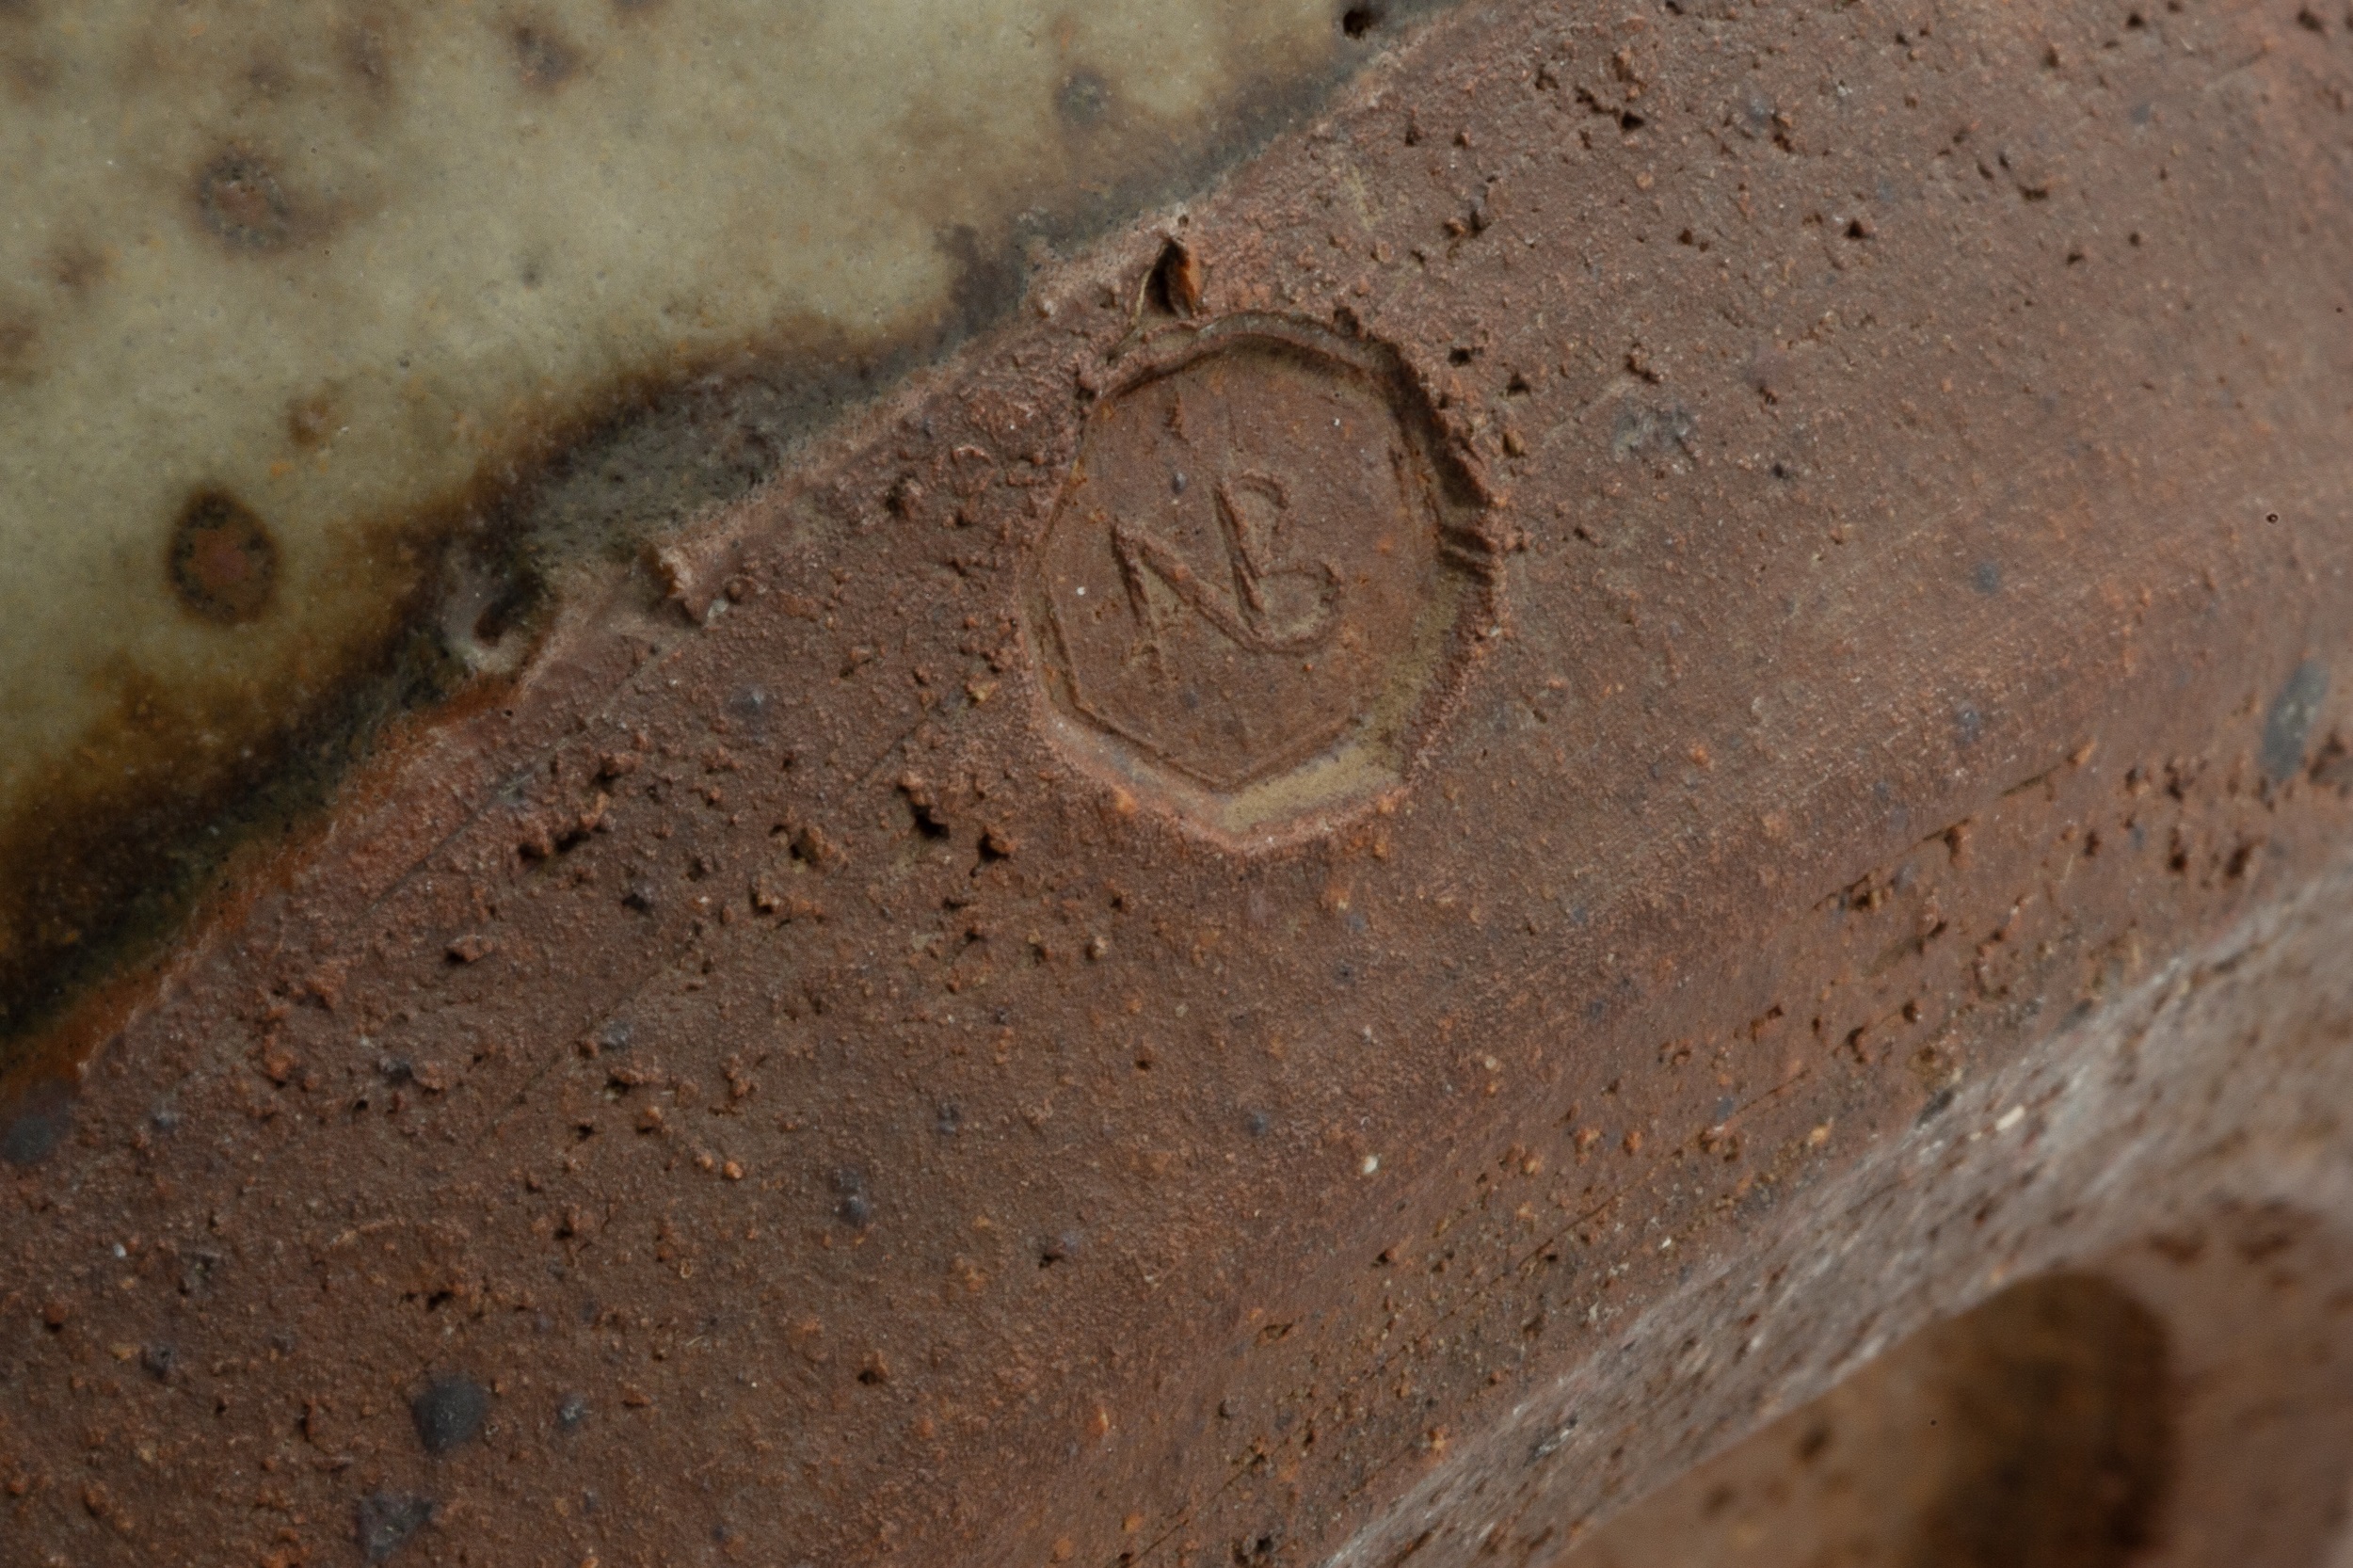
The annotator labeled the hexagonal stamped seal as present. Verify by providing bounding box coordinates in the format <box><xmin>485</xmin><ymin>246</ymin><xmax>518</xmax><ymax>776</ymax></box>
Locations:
<box><xmin>1028</xmin><ymin>316</ymin><xmax>1496</xmax><ymax>844</ymax></box>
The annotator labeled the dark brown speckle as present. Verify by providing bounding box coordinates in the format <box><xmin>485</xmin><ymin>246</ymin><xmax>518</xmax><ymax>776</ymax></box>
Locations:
<box><xmin>168</xmin><ymin>489</ymin><xmax>280</xmax><ymax>624</ymax></box>
<box><xmin>344</xmin><ymin>17</ymin><xmax>392</xmax><ymax>93</ymax></box>
<box><xmin>513</xmin><ymin>23</ymin><xmax>579</xmax><ymax>89</ymax></box>
<box><xmin>49</xmin><ymin>240</ymin><xmax>104</xmax><ymax>294</ymax></box>
<box><xmin>1056</xmin><ymin>69</ymin><xmax>1111</xmax><ymax>128</ymax></box>
<box><xmin>287</xmin><ymin>391</ymin><xmax>336</xmax><ymax>449</ymax></box>
<box><xmin>355</xmin><ymin>1491</ymin><xmax>434</xmax><ymax>1563</ymax></box>
<box><xmin>410</xmin><ymin>1373</ymin><xmax>490</xmax><ymax>1455</ymax></box>
<box><xmin>0</xmin><ymin>309</ymin><xmax>34</xmax><ymax>382</ymax></box>
<box><xmin>195</xmin><ymin>150</ymin><xmax>295</xmax><ymax>250</ymax></box>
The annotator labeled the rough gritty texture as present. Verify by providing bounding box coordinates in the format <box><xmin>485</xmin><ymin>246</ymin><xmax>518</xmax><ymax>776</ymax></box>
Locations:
<box><xmin>6</xmin><ymin>0</ymin><xmax>2353</xmax><ymax>1564</ymax></box>
<box><xmin>0</xmin><ymin>0</ymin><xmax>1445</xmax><ymax>1054</ymax></box>
<box><xmin>1337</xmin><ymin>848</ymin><xmax>2353</xmax><ymax>1567</ymax></box>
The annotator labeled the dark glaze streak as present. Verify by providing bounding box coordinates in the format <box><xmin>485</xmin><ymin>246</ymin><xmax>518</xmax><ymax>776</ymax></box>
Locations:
<box><xmin>940</xmin><ymin>224</ymin><xmax>1029</xmax><ymax>341</ymax></box>
<box><xmin>0</xmin><ymin>0</ymin><xmax>1465</xmax><ymax>1125</ymax></box>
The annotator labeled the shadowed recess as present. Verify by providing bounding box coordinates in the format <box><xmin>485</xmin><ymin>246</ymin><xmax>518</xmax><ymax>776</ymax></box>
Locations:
<box><xmin>1550</xmin><ymin>1274</ymin><xmax>2172</xmax><ymax>1568</ymax></box>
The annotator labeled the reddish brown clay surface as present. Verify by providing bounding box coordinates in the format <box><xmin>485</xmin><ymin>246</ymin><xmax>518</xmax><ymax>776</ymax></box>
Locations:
<box><xmin>8</xmin><ymin>2</ymin><xmax>2353</xmax><ymax>1566</ymax></box>
<box><xmin>1032</xmin><ymin>315</ymin><xmax>1495</xmax><ymax>842</ymax></box>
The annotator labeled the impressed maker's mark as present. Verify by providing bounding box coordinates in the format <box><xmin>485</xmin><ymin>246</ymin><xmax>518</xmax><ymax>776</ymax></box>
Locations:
<box><xmin>1031</xmin><ymin>317</ymin><xmax>1491</xmax><ymax>843</ymax></box>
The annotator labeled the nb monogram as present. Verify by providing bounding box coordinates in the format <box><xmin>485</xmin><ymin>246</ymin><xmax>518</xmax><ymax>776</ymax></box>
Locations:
<box><xmin>1028</xmin><ymin>317</ymin><xmax>1493</xmax><ymax>844</ymax></box>
<box><xmin>1111</xmin><ymin>472</ymin><xmax>1340</xmax><ymax>660</ymax></box>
